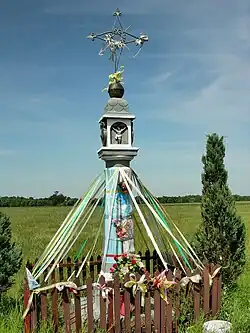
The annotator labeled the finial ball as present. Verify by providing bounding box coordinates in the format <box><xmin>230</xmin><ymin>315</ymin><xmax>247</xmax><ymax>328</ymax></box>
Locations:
<box><xmin>108</xmin><ymin>82</ymin><xmax>124</xmax><ymax>98</ymax></box>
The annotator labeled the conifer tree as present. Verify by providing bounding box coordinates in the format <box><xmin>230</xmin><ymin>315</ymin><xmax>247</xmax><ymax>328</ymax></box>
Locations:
<box><xmin>0</xmin><ymin>212</ymin><xmax>22</xmax><ymax>293</ymax></box>
<box><xmin>195</xmin><ymin>133</ymin><xmax>246</xmax><ymax>285</ymax></box>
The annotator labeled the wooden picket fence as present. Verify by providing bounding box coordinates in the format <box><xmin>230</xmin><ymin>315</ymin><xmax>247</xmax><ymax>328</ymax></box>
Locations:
<box><xmin>24</xmin><ymin>251</ymin><xmax>222</xmax><ymax>332</ymax></box>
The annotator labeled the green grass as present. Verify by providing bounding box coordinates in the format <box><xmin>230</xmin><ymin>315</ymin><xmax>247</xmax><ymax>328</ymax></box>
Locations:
<box><xmin>0</xmin><ymin>202</ymin><xmax>249</xmax><ymax>332</ymax></box>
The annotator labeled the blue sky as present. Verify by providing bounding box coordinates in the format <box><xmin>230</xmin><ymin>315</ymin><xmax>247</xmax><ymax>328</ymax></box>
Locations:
<box><xmin>0</xmin><ymin>0</ymin><xmax>250</xmax><ymax>197</ymax></box>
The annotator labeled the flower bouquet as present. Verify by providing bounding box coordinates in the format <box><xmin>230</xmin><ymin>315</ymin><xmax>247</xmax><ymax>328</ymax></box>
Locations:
<box><xmin>110</xmin><ymin>253</ymin><xmax>145</xmax><ymax>279</ymax></box>
<box><xmin>102</xmin><ymin>65</ymin><xmax>124</xmax><ymax>92</ymax></box>
<box><xmin>110</xmin><ymin>254</ymin><xmax>177</xmax><ymax>313</ymax></box>
<box><xmin>114</xmin><ymin>218</ymin><xmax>133</xmax><ymax>240</ymax></box>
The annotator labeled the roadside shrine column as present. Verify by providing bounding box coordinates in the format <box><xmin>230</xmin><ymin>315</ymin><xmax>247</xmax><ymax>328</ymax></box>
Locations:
<box><xmin>97</xmin><ymin>83</ymin><xmax>139</xmax><ymax>272</ymax></box>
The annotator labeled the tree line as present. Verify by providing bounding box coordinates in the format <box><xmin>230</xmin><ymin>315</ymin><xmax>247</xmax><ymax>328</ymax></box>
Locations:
<box><xmin>0</xmin><ymin>191</ymin><xmax>249</xmax><ymax>207</ymax></box>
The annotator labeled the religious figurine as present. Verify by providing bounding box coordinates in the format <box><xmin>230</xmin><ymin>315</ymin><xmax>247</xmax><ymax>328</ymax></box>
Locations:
<box><xmin>131</xmin><ymin>121</ymin><xmax>134</xmax><ymax>144</ymax></box>
<box><xmin>100</xmin><ymin>121</ymin><xmax>107</xmax><ymax>146</ymax></box>
<box><xmin>112</xmin><ymin>125</ymin><xmax>126</xmax><ymax>144</ymax></box>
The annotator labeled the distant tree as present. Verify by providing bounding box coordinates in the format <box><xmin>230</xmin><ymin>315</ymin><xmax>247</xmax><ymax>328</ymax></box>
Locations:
<box><xmin>0</xmin><ymin>212</ymin><xmax>22</xmax><ymax>294</ymax></box>
<box><xmin>194</xmin><ymin>133</ymin><xmax>246</xmax><ymax>286</ymax></box>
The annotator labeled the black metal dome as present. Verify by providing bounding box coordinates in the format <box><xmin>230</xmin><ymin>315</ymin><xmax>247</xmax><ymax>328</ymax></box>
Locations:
<box><xmin>108</xmin><ymin>82</ymin><xmax>124</xmax><ymax>98</ymax></box>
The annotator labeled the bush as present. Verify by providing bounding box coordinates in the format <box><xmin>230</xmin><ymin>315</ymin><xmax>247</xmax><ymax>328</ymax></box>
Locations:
<box><xmin>0</xmin><ymin>212</ymin><xmax>22</xmax><ymax>294</ymax></box>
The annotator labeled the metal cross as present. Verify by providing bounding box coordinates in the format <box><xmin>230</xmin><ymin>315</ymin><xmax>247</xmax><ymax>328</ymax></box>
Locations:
<box><xmin>87</xmin><ymin>8</ymin><xmax>149</xmax><ymax>72</ymax></box>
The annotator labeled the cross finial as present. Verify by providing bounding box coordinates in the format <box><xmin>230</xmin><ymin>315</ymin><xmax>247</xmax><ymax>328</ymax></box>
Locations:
<box><xmin>87</xmin><ymin>9</ymin><xmax>148</xmax><ymax>72</ymax></box>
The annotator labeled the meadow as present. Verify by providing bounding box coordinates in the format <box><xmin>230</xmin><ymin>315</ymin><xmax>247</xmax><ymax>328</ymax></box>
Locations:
<box><xmin>0</xmin><ymin>202</ymin><xmax>249</xmax><ymax>332</ymax></box>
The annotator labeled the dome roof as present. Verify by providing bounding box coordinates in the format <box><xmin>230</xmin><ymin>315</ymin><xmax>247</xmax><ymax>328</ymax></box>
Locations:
<box><xmin>104</xmin><ymin>98</ymin><xmax>129</xmax><ymax>114</ymax></box>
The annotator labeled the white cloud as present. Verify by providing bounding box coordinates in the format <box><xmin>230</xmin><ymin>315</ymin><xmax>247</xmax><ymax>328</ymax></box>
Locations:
<box><xmin>147</xmin><ymin>72</ymin><xmax>172</xmax><ymax>85</ymax></box>
<box><xmin>152</xmin><ymin>58</ymin><xmax>250</xmax><ymax>131</ymax></box>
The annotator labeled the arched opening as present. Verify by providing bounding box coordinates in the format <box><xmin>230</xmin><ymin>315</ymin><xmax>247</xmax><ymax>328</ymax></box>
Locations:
<box><xmin>110</xmin><ymin>122</ymin><xmax>128</xmax><ymax>144</ymax></box>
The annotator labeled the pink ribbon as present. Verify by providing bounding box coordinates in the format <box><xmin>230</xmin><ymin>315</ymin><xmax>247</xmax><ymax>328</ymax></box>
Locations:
<box><xmin>95</xmin><ymin>283</ymin><xmax>112</xmax><ymax>300</ymax></box>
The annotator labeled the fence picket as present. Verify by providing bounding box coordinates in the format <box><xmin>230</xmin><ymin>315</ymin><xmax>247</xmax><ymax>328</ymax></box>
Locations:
<box><xmin>67</xmin><ymin>257</ymin><xmax>72</xmax><ymax>279</ymax></box>
<box><xmin>211</xmin><ymin>265</ymin><xmax>219</xmax><ymax>316</ymax></box>
<box><xmin>74</xmin><ymin>277</ymin><xmax>82</xmax><ymax>332</ymax></box>
<box><xmin>134</xmin><ymin>289</ymin><xmax>141</xmax><ymax>333</ymax></box>
<box><xmin>193</xmin><ymin>268</ymin><xmax>201</xmax><ymax>321</ymax></box>
<box><xmin>145</xmin><ymin>249</ymin><xmax>151</xmax><ymax>273</ymax></box>
<box><xmin>166</xmin><ymin>270</ymin><xmax>173</xmax><ymax>333</ymax></box>
<box><xmin>24</xmin><ymin>278</ymin><xmax>31</xmax><ymax>333</ymax></box>
<box><xmin>217</xmin><ymin>270</ymin><xmax>222</xmax><ymax>314</ymax></box>
<box><xmin>108</xmin><ymin>289</ymin><xmax>114</xmax><ymax>332</ymax></box>
<box><xmin>87</xmin><ymin>277</ymin><xmax>94</xmax><ymax>332</ymax></box>
<box><xmin>145</xmin><ymin>291</ymin><xmax>151</xmax><ymax>333</ymax></box>
<box><xmin>62</xmin><ymin>288</ymin><xmax>71</xmax><ymax>333</ymax></box>
<box><xmin>97</xmin><ymin>255</ymin><xmax>102</xmax><ymax>275</ymax></box>
<box><xmin>174</xmin><ymin>268</ymin><xmax>181</xmax><ymax>333</ymax></box>
<box><xmin>99</xmin><ymin>275</ymin><xmax>107</xmax><ymax>330</ymax></box>
<box><xmin>124</xmin><ymin>273</ymin><xmax>131</xmax><ymax>333</ymax></box>
<box><xmin>81</xmin><ymin>256</ymin><xmax>87</xmax><ymax>282</ymax></box>
<box><xmin>51</xmin><ymin>265</ymin><xmax>59</xmax><ymax>332</ymax></box>
<box><xmin>203</xmin><ymin>265</ymin><xmax>210</xmax><ymax>316</ymax></box>
<box><xmin>59</xmin><ymin>260</ymin><xmax>64</xmax><ymax>281</ymax></box>
<box><xmin>113</xmin><ymin>275</ymin><xmax>121</xmax><ymax>333</ymax></box>
<box><xmin>154</xmin><ymin>289</ymin><xmax>161</xmax><ymax>332</ymax></box>
<box><xmin>89</xmin><ymin>256</ymin><xmax>94</xmax><ymax>280</ymax></box>
<box><xmin>160</xmin><ymin>297</ymin><xmax>167</xmax><ymax>333</ymax></box>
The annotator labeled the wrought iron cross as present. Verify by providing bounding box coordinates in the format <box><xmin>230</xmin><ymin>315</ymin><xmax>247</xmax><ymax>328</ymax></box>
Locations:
<box><xmin>87</xmin><ymin>8</ymin><xmax>148</xmax><ymax>72</ymax></box>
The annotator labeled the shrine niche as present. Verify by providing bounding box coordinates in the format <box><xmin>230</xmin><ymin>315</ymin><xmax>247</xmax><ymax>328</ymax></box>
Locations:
<box><xmin>110</xmin><ymin>122</ymin><xmax>128</xmax><ymax>144</ymax></box>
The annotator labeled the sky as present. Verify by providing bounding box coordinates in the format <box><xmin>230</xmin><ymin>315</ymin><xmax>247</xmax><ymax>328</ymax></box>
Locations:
<box><xmin>0</xmin><ymin>0</ymin><xmax>250</xmax><ymax>197</ymax></box>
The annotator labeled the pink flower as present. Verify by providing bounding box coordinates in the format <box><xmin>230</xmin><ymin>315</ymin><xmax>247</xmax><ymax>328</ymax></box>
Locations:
<box><xmin>110</xmin><ymin>267</ymin><xmax>114</xmax><ymax>273</ymax></box>
<box><xmin>113</xmin><ymin>263</ymin><xmax>118</xmax><ymax>269</ymax></box>
<box><xmin>131</xmin><ymin>259</ymin><xmax>137</xmax><ymax>265</ymax></box>
<box><xmin>114</xmin><ymin>255</ymin><xmax>119</xmax><ymax>261</ymax></box>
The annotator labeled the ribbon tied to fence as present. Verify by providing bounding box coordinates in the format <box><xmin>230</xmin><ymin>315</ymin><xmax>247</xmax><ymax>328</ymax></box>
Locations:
<box><xmin>95</xmin><ymin>283</ymin><xmax>113</xmax><ymax>300</ymax></box>
<box><xmin>124</xmin><ymin>273</ymin><xmax>147</xmax><ymax>307</ymax></box>
<box><xmin>179</xmin><ymin>266</ymin><xmax>221</xmax><ymax>288</ymax></box>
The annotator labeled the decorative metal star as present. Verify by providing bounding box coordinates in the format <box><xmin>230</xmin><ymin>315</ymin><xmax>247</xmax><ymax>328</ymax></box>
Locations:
<box><xmin>87</xmin><ymin>8</ymin><xmax>148</xmax><ymax>72</ymax></box>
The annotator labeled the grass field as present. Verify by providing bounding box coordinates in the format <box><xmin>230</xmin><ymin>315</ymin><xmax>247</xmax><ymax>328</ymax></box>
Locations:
<box><xmin>0</xmin><ymin>202</ymin><xmax>249</xmax><ymax>332</ymax></box>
